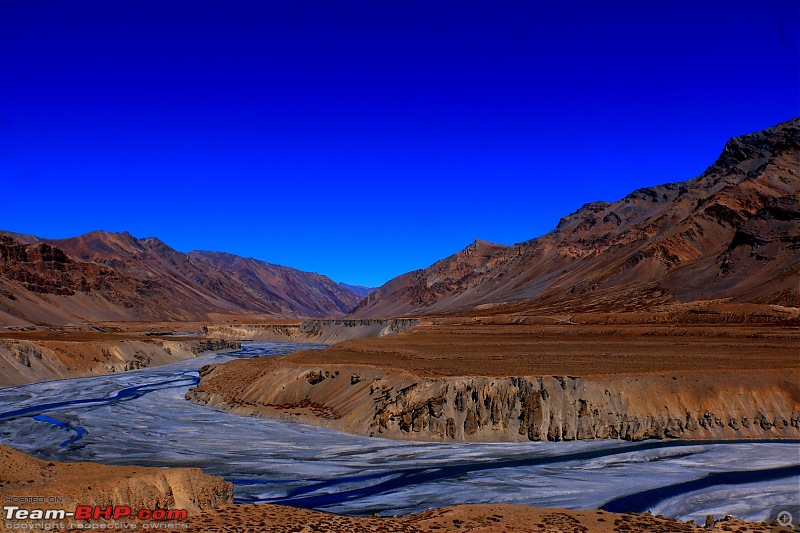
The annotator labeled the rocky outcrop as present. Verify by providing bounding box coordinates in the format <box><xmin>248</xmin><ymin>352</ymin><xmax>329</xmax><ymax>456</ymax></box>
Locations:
<box><xmin>0</xmin><ymin>236</ymin><xmax>134</xmax><ymax>297</ymax></box>
<box><xmin>367</xmin><ymin>374</ymin><xmax>799</xmax><ymax>441</ymax></box>
<box><xmin>0</xmin><ymin>337</ymin><xmax>240</xmax><ymax>387</ymax></box>
<box><xmin>202</xmin><ymin>318</ymin><xmax>419</xmax><ymax>343</ymax></box>
<box><xmin>187</xmin><ymin>357</ymin><xmax>800</xmax><ymax>442</ymax></box>
<box><xmin>187</xmin><ymin>338</ymin><xmax>240</xmax><ymax>355</ymax></box>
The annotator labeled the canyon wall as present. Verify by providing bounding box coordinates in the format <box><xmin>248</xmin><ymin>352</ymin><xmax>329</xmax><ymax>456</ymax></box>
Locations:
<box><xmin>188</xmin><ymin>358</ymin><xmax>800</xmax><ymax>442</ymax></box>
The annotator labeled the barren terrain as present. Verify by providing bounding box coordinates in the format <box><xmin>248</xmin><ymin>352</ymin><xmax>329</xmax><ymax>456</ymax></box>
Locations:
<box><xmin>0</xmin><ymin>230</ymin><xmax>364</xmax><ymax>326</ymax></box>
<box><xmin>287</xmin><ymin>317</ymin><xmax>799</xmax><ymax>377</ymax></box>
<box><xmin>185</xmin><ymin>503</ymin><xmax>776</xmax><ymax>532</ymax></box>
<box><xmin>1</xmin><ymin>118</ymin><xmax>798</xmax><ymax>531</ymax></box>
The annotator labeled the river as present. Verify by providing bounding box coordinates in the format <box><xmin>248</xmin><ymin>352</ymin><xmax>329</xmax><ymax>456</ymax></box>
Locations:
<box><xmin>0</xmin><ymin>342</ymin><xmax>797</xmax><ymax>523</ymax></box>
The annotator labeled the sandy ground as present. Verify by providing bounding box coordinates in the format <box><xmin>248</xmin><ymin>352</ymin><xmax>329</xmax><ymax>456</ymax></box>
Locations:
<box><xmin>185</xmin><ymin>503</ymin><xmax>777</xmax><ymax>532</ymax></box>
<box><xmin>3</xmin><ymin>310</ymin><xmax>796</xmax><ymax>385</ymax></box>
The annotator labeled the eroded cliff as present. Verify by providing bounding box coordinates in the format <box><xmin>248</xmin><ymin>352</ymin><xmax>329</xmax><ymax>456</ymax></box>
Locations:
<box><xmin>188</xmin><ymin>356</ymin><xmax>799</xmax><ymax>442</ymax></box>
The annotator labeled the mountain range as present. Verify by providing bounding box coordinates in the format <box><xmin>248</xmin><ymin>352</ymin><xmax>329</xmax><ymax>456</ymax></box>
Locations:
<box><xmin>351</xmin><ymin>118</ymin><xmax>799</xmax><ymax>317</ymax></box>
<box><xmin>0</xmin><ymin>231</ymin><xmax>364</xmax><ymax>325</ymax></box>
<box><xmin>1</xmin><ymin>118</ymin><xmax>797</xmax><ymax>325</ymax></box>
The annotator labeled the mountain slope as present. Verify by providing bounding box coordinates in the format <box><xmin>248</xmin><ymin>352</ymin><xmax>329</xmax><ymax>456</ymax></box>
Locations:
<box><xmin>351</xmin><ymin>118</ymin><xmax>800</xmax><ymax>317</ymax></box>
<box><xmin>188</xmin><ymin>251</ymin><xmax>361</xmax><ymax>318</ymax></box>
<box><xmin>0</xmin><ymin>231</ymin><xmax>361</xmax><ymax>325</ymax></box>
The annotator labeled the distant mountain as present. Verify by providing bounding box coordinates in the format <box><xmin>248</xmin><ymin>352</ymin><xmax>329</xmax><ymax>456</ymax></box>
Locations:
<box><xmin>188</xmin><ymin>250</ymin><xmax>361</xmax><ymax>318</ymax></box>
<box><xmin>351</xmin><ymin>118</ymin><xmax>800</xmax><ymax>318</ymax></box>
<box><xmin>338</xmin><ymin>283</ymin><xmax>376</xmax><ymax>300</ymax></box>
<box><xmin>0</xmin><ymin>231</ymin><xmax>361</xmax><ymax>325</ymax></box>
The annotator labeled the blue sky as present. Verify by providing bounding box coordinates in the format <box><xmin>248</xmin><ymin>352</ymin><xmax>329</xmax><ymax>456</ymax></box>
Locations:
<box><xmin>1</xmin><ymin>1</ymin><xmax>797</xmax><ymax>287</ymax></box>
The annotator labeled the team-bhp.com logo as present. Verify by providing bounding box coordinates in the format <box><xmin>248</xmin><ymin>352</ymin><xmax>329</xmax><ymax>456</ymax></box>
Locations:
<box><xmin>75</xmin><ymin>506</ymin><xmax>187</xmax><ymax>521</ymax></box>
<box><xmin>4</xmin><ymin>505</ymin><xmax>188</xmax><ymax>530</ymax></box>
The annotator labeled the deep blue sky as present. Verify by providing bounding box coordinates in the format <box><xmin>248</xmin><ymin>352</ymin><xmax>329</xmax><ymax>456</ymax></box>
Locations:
<box><xmin>1</xmin><ymin>1</ymin><xmax>798</xmax><ymax>287</ymax></box>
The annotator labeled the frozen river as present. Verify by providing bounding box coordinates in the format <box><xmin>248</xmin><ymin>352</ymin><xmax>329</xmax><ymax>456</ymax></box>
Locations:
<box><xmin>0</xmin><ymin>342</ymin><xmax>797</xmax><ymax>523</ymax></box>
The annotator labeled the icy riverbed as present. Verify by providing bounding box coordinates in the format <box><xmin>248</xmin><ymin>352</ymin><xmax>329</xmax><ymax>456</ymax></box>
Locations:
<box><xmin>0</xmin><ymin>342</ymin><xmax>797</xmax><ymax>523</ymax></box>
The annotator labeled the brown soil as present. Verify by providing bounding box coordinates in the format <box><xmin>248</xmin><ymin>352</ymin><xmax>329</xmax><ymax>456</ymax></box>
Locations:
<box><xmin>186</xmin><ymin>503</ymin><xmax>776</xmax><ymax>532</ymax></box>
<box><xmin>287</xmin><ymin>321</ymin><xmax>800</xmax><ymax>377</ymax></box>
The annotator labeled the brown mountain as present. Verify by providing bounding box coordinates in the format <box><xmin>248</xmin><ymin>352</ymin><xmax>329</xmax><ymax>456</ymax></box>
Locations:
<box><xmin>351</xmin><ymin>118</ymin><xmax>800</xmax><ymax>318</ymax></box>
<box><xmin>188</xmin><ymin>250</ymin><xmax>362</xmax><ymax>318</ymax></box>
<box><xmin>0</xmin><ymin>231</ymin><xmax>362</xmax><ymax>325</ymax></box>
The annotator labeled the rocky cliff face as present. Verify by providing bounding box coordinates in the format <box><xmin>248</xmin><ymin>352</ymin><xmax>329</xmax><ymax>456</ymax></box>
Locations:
<box><xmin>365</xmin><ymin>373</ymin><xmax>799</xmax><ymax>441</ymax></box>
<box><xmin>188</xmin><ymin>357</ymin><xmax>799</xmax><ymax>443</ymax></box>
<box><xmin>0</xmin><ymin>231</ymin><xmax>363</xmax><ymax>325</ymax></box>
<box><xmin>0</xmin><ymin>236</ymin><xmax>138</xmax><ymax>297</ymax></box>
<box><xmin>351</xmin><ymin>118</ymin><xmax>800</xmax><ymax>317</ymax></box>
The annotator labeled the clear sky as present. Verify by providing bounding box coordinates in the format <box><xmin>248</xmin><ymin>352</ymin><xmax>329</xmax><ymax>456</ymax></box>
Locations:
<box><xmin>1</xmin><ymin>1</ymin><xmax>798</xmax><ymax>287</ymax></box>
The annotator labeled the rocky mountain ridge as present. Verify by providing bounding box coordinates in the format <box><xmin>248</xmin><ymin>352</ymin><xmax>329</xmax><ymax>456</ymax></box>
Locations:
<box><xmin>351</xmin><ymin>118</ymin><xmax>800</xmax><ymax>317</ymax></box>
<box><xmin>0</xmin><ymin>231</ymin><xmax>363</xmax><ymax>325</ymax></box>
